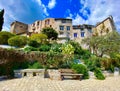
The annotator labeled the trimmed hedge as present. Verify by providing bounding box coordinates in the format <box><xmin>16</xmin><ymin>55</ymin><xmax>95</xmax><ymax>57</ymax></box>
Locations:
<box><xmin>0</xmin><ymin>31</ymin><xmax>15</xmax><ymax>44</ymax></box>
<box><xmin>8</xmin><ymin>36</ymin><xmax>28</xmax><ymax>47</ymax></box>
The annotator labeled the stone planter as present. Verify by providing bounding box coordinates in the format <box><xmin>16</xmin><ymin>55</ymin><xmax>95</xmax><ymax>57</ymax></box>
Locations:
<box><xmin>102</xmin><ymin>71</ymin><xmax>113</xmax><ymax>77</ymax></box>
<box><xmin>89</xmin><ymin>71</ymin><xmax>95</xmax><ymax>79</ymax></box>
<box><xmin>47</xmin><ymin>69</ymin><xmax>61</xmax><ymax>80</ymax></box>
<box><xmin>14</xmin><ymin>70</ymin><xmax>22</xmax><ymax>78</ymax></box>
<box><xmin>114</xmin><ymin>67</ymin><xmax>119</xmax><ymax>77</ymax></box>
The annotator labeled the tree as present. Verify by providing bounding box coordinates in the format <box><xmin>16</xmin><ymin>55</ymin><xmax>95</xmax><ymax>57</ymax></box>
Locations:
<box><xmin>82</xmin><ymin>36</ymin><xmax>103</xmax><ymax>55</ymax></box>
<box><xmin>30</xmin><ymin>33</ymin><xmax>47</xmax><ymax>44</ymax></box>
<box><xmin>61</xmin><ymin>43</ymin><xmax>75</xmax><ymax>67</ymax></box>
<box><xmin>42</xmin><ymin>27</ymin><xmax>58</xmax><ymax>40</ymax></box>
<box><xmin>0</xmin><ymin>9</ymin><xmax>4</xmax><ymax>31</ymax></box>
<box><xmin>0</xmin><ymin>31</ymin><xmax>15</xmax><ymax>44</ymax></box>
<box><xmin>98</xmin><ymin>31</ymin><xmax>120</xmax><ymax>57</ymax></box>
<box><xmin>82</xmin><ymin>31</ymin><xmax>120</xmax><ymax>57</ymax></box>
<box><xmin>8</xmin><ymin>36</ymin><xmax>28</xmax><ymax>47</ymax></box>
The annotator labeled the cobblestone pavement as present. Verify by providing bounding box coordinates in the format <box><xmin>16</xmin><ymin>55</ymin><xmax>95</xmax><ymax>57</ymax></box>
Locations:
<box><xmin>0</xmin><ymin>76</ymin><xmax>120</xmax><ymax>91</ymax></box>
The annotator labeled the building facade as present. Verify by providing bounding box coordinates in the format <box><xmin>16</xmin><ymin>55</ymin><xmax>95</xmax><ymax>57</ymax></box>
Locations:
<box><xmin>93</xmin><ymin>16</ymin><xmax>116</xmax><ymax>36</ymax></box>
<box><xmin>10</xmin><ymin>16</ymin><xmax>116</xmax><ymax>43</ymax></box>
<box><xmin>72</xmin><ymin>24</ymin><xmax>94</xmax><ymax>43</ymax></box>
<box><xmin>10</xmin><ymin>21</ymin><xmax>28</xmax><ymax>35</ymax></box>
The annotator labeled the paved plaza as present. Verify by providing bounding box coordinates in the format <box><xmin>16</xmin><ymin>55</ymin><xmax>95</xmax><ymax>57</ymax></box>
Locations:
<box><xmin>0</xmin><ymin>76</ymin><xmax>120</xmax><ymax>91</ymax></box>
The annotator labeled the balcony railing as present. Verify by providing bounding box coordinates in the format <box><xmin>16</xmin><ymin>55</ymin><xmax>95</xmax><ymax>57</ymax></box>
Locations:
<box><xmin>58</xmin><ymin>34</ymin><xmax>68</xmax><ymax>39</ymax></box>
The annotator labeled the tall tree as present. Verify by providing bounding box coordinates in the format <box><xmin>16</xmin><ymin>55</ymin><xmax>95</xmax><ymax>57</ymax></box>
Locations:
<box><xmin>82</xmin><ymin>31</ymin><xmax>120</xmax><ymax>57</ymax></box>
<box><xmin>42</xmin><ymin>27</ymin><xmax>58</xmax><ymax>40</ymax></box>
<box><xmin>0</xmin><ymin>9</ymin><xmax>4</xmax><ymax>31</ymax></box>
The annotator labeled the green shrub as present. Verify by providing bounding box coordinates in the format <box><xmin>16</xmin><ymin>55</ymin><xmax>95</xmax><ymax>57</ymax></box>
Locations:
<box><xmin>27</xmin><ymin>40</ymin><xmax>40</xmax><ymax>47</ymax></box>
<box><xmin>0</xmin><ymin>31</ymin><xmax>15</xmax><ymax>44</ymax></box>
<box><xmin>0</xmin><ymin>64</ymin><xmax>6</xmax><ymax>75</ymax></box>
<box><xmin>84</xmin><ymin>56</ymin><xmax>101</xmax><ymax>71</ymax></box>
<box><xmin>94</xmin><ymin>68</ymin><xmax>105</xmax><ymax>80</ymax></box>
<box><xmin>100</xmin><ymin>57</ymin><xmax>115</xmax><ymax>72</ymax></box>
<box><xmin>39</xmin><ymin>44</ymin><xmax>50</xmax><ymax>51</ymax></box>
<box><xmin>68</xmin><ymin>41</ymin><xmax>91</xmax><ymax>59</ymax></box>
<box><xmin>82</xmin><ymin>50</ymin><xmax>91</xmax><ymax>59</ymax></box>
<box><xmin>8</xmin><ymin>36</ymin><xmax>28</xmax><ymax>47</ymax></box>
<box><xmin>50</xmin><ymin>43</ymin><xmax>62</xmax><ymax>52</ymax></box>
<box><xmin>0</xmin><ymin>48</ymin><xmax>28</xmax><ymax>77</ymax></box>
<box><xmin>61</xmin><ymin>43</ymin><xmax>75</xmax><ymax>55</ymax></box>
<box><xmin>24</xmin><ymin>46</ymin><xmax>38</xmax><ymax>52</ymax></box>
<box><xmin>46</xmin><ymin>52</ymin><xmax>64</xmax><ymax>69</ymax></box>
<box><xmin>28</xmin><ymin>61</ymin><xmax>43</xmax><ymax>69</ymax></box>
<box><xmin>68</xmin><ymin>41</ymin><xmax>82</xmax><ymax>55</ymax></box>
<box><xmin>30</xmin><ymin>33</ymin><xmax>47</xmax><ymax>44</ymax></box>
<box><xmin>72</xmin><ymin>64</ymin><xmax>89</xmax><ymax>79</ymax></box>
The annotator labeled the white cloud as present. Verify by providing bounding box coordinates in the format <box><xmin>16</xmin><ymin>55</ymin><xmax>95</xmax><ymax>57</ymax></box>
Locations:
<box><xmin>72</xmin><ymin>14</ymin><xmax>86</xmax><ymax>25</ymax></box>
<box><xmin>67</xmin><ymin>0</ymin><xmax>120</xmax><ymax>32</ymax></box>
<box><xmin>0</xmin><ymin>0</ymin><xmax>49</xmax><ymax>31</ymax></box>
<box><xmin>35</xmin><ymin>0</ymin><xmax>49</xmax><ymax>16</ymax></box>
<box><xmin>86</xmin><ymin>0</ymin><xmax>120</xmax><ymax>32</ymax></box>
<box><xmin>67</xmin><ymin>12</ymin><xmax>86</xmax><ymax>25</ymax></box>
<box><xmin>0</xmin><ymin>0</ymin><xmax>20</xmax><ymax>31</ymax></box>
<box><xmin>48</xmin><ymin>0</ymin><xmax>56</xmax><ymax>9</ymax></box>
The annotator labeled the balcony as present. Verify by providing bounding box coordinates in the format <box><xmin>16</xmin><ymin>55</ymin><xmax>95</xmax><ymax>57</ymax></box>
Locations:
<box><xmin>58</xmin><ymin>34</ymin><xmax>68</xmax><ymax>39</ymax></box>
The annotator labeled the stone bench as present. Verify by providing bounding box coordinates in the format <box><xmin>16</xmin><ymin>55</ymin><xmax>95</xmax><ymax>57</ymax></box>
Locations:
<box><xmin>14</xmin><ymin>69</ymin><xmax>45</xmax><ymax>78</ymax></box>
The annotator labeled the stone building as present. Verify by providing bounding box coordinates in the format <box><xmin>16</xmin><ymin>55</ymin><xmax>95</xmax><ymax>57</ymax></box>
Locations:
<box><xmin>93</xmin><ymin>16</ymin><xmax>116</xmax><ymax>36</ymax></box>
<box><xmin>10</xmin><ymin>16</ymin><xmax>116</xmax><ymax>43</ymax></box>
<box><xmin>10</xmin><ymin>21</ymin><xmax>28</xmax><ymax>36</ymax></box>
<box><xmin>10</xmin><ymin>18</ymin><xmax>73</xmax><ymax>43</ymax></box>
<box><xmin>72</xmin><ymin>24</ymin><xmax>94</xmax><ymax>43</ymax></box>
<box><xmin>54</xmin><ymin>18</ymin><xmax>72</xmax><ymax>43</ymax></box>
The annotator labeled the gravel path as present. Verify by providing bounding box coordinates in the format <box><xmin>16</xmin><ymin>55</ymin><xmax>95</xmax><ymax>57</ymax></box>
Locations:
<box><xmin>0</xmin><ymin>76</ymin><xmax>120</xmax><ymax>91</ymax></box>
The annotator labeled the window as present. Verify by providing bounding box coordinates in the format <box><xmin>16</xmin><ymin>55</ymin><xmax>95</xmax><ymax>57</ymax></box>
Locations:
<box><xmin>37</xmin><ymin>21</ymin><xmax>39</xmax><ymax>26</ymax></box>
<box><xmin>81</xmin><ymin>32</ymin><xmax>85</xmax><ymax>37</ymax></box>
<box><xmin>45</xmin><ymin>19</ymin><xmax>50</xmax><ymax>25</ymax></box>
<box><xmin>59</xmin><ymin>26</ymin><xmax>64</xmax><ymax>30</ymax></box>
<box><xmin>32</xmin><ymin>23</ymin><xmax>35</xmax><ymax>27</ymax></box>
<box><xmin>74</xmin><ymin>33</ymin><xmax>77</xmax><ymax>38</ymax></box>
<box><xmin>20</xmin><ymin>26</ymin><xmax>23</xmax><ymax>28</ymax></box>
<box><xmin>48</xmin><ymin>19</ymin><xmax>50</xmax><ymax>24</ymax></box>
<box><xmin>66</xmin><ymin>26</ymin><xmax>70</xmax><ymax>31</ymax></box>
<box><xmin>45</xmin><ymin>21</ymin><xmax>47</xmax><ymax>25</ymax></box>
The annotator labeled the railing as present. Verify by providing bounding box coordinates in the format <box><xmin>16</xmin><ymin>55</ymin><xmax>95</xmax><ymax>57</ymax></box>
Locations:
<box><xmin>58</xmin><ymin>35</ymin><xmax>68</xmax><ymax>38</ymax></box>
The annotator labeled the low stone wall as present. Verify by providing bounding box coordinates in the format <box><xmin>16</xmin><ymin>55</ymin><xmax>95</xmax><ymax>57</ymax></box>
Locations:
<box><xmin>14</xmin><ymin>69</ymin><xmax>119</xmax><ymax>80</ymax></box>
<box><xmin>14</xmin><ymin>69</ymin><xmax>45</xmax><ymax>78</ymax></box>
<box><xmin>89</xmin><ymin>71</ymin><xmax>95</xmax><ymax>79</ymax></box>
<box><xmin>14</xmin><ymin>69</ymin><xmax>61</xmax><ymax>80</ymax></box>
<box><xmin>47</xmin><ymin>69</ymin><xmax>61</xmax><ymax>80</ymax></box>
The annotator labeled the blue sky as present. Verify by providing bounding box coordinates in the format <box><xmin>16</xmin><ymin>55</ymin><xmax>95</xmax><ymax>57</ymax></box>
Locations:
<box><xmin>0</xmin><ymin>0</ymin><xmax>120</xmax><ymax>32</ymax></box>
